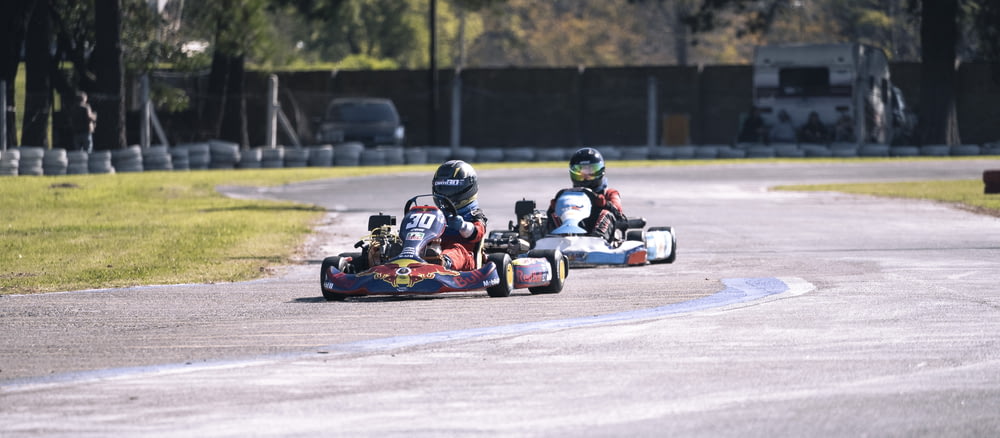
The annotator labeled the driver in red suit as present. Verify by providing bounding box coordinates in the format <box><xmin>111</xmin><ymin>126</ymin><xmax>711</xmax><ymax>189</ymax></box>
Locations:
<box><xmin>547</xmin><ymin>147</ymin><xmax>624</xmax><ymax>242</ymax></box>
<box><xmin>428</xmin><ymin>160</ymin><xmax>487</xmax><ymax>270</ymax></box>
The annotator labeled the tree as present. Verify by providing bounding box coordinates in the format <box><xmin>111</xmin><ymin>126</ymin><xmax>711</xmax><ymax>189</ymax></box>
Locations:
<box><xmin>1</xmin><ymin>0</ymin><xmax>33</xmax><ymax>147</ymax></box>
<box><xmin>91</xmin><ymin>0</ymin><xmax>127</xmax><ymax>151</ymax></box>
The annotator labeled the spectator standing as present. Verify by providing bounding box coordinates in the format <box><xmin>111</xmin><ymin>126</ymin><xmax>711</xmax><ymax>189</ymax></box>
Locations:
<box><xmin>70</xmin><ymin>91</ymin><xmax>97</xmax><ymax>152</ymax></box>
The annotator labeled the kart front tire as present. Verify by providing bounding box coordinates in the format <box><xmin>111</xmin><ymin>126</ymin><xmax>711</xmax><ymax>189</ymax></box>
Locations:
<box><xmin>526</xmin><ymin>249</ymin><xmax>567</xmax><ymax>294</ymax></box>
<box><xmin>321</xmin><ymin>256</ymin><xmax>351</xmax><ymax>301</ymax></box>
<box><xmin>486</xmin><ymin>253</ymin><xmax>514</xmax><ymax>298</ymax></box>
<box><xmin>648</xmin><ymin>226</ymin><xmax>677</xmax><ymax>264</ymax></box>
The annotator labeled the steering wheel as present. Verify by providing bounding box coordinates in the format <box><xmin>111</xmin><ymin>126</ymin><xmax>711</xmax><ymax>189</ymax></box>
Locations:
<box><xmin>403</xmin><ymin>194</ymin><xmax>459</xmax><ymax>219</ymax></box>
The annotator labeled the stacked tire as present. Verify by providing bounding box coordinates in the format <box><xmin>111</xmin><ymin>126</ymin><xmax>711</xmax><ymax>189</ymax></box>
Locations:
<box><xmin>66</xmin><ymin>150</ymin><xmax>89</xmax><ymax>174</ymax></box>
<box><xmin>142</xmin><ymin>146</ymin><xmax>173</xmax><ymax>171</ymax></box>
<box><xmin>111</xmin><ymin>145</ymin><xmax>144</xmax><ymax>172</ymax></box>
<box><xmin>42</xmin><ymin>148</ymin><xmax>69</xmax><ymax>175</ymax></box>
<box><xmin>88</xmin><ymin>150</ymin><xmax>115</xmax><ymax>174</ymax></box>
<box><xmin>17</xmin><ymin>147</ymin><xmax>45</xmax><ymax>176</ymax></box>
<box><xmin>0</xmin><ymin>149</ymin><xmax>19</xmax><ymax>176</ymax></box>
<box><xmin>209</xmin><ymin>140</ymin><xmax>241</xmax><ymax>169</ymax></box>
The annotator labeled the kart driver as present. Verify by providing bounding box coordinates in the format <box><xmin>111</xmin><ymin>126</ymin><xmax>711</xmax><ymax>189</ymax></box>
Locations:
<box><xmin>547</xmin><ymin>147</ymin><xmax>625</xmax><ymax>242</ymax></box>
<box><xmin>428</xmin><ymin>160</ymin><xmax>488</xmax><ymax>270</ymax></box>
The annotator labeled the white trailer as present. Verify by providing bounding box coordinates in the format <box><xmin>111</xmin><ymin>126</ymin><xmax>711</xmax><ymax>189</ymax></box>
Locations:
<box><xmin>752</xmin><ymin>43</ymin><xmax>896</xmax><ymax>144</ymax></box>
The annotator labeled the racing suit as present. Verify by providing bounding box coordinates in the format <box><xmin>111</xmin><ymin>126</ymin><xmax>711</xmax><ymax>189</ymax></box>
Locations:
<box><xmin>547</xmin><ymin>187</ymin><xmax>624</xmax><ymax>242</ymax></box>
<box><xmin>440</xmin><ymin>204</ymin><xmax>487</xmax><ymax>271</ymax></box>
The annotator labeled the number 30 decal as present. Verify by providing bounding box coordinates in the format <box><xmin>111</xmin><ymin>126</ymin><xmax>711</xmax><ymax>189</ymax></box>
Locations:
<box><xmin>406</xmin><ymin>213</ymin><xmax>437</xmax><ymax>229</ymax></box>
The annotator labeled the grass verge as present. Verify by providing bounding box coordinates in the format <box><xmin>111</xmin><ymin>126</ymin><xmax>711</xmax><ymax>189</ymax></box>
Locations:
<box><xmin>0</xmin><ymin>166</ymin><xmax>436</xmax><ymax>295</ymax></box>
<box><xmin>776</xmin><ymin>179</ymin><xmax>1000</xmax><ymax>217</ymax></box>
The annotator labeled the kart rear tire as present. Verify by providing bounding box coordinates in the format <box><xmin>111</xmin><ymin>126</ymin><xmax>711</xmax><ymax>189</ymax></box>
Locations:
<box><xmin>526</xmin><ymin>249</ymin><xmax>567</xmax><ymax>294</ymax></box>
<box><xmin>486</xmin><ymin>253</ymin><xmax>514</xmax><ymax>297</ymax></box>
<box><xmin>648</xmin><ymin>226</ymin><xmax>677</xmax><ymax>264</ymax></box>
<box><xmin>626</xmin><ymin>230</ymin><xmax>645</xmax><ymax>242</ymax></box>
<box><xmin>321</xmin><ymin>256</ymin><xmax>352</xmax><ymax>301</ymax></box>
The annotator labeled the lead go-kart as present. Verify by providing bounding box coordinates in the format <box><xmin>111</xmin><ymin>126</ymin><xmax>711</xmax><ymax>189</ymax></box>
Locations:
<box><xmin>486</xmin><ymin>187</ymin><xmax>676</xmax><ymax>267</ymax></box>
<box><xmin>320</xmin><ymin>194</ymin><xmax>568</xmax><ymax>301</ymax></box>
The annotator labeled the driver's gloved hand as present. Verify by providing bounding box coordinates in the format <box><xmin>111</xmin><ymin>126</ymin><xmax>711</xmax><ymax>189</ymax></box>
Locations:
<box><xmin>448</xmin><ymin>215</ymin><xmax>475</xmax><ymax>238</ymax></box>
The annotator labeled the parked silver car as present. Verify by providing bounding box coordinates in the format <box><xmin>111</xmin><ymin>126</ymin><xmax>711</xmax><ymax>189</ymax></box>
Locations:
<box><xmin>315</xmin><ymin>97</ymin><xmax>405</xmax><ymax>147</ymax></box>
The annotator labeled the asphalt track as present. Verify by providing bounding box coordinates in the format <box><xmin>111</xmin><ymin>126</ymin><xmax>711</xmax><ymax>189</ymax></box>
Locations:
<box><xmin>2</xmin><ymin>159</ymin><xmax>999</xmax><ymax>437</ymax></box>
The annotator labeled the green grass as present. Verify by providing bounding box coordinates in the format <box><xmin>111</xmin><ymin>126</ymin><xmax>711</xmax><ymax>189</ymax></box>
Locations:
<box><xmin>0</xmin><ymin>166</ymin><xmax>435</xmax><ymax>295</ymax></box>
<box><xmin>776</xmin><ymin>179</ymin><xmax>1000</xmax><ymax>216</ymax></box>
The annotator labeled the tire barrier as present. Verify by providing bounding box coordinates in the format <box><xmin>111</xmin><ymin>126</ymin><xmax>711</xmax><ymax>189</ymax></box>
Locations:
<box><xmin>648</xmin><ymin>147</ymin><xmax>676</xmax><ymax>159</ymax></box>
<box><xmin>693</xmin><ymin>145</ymin><xmax>719</xmax><ymax>159</ymax></box>
<box><xmin>403</xmin><ymin>147</ymin><xmax>429</xmax><ymax>165</ymax></box>
<box><xmin>773</xmin><ymin>143</ymin><xmax>806</xmax><ymax>158</ymax></box>
<box><xmin>66</xmin><ymin>150</ymin><xmax>89</xmax><ymax>174</ymax></box>
<box><xmin>3</xmin><ymin>141</ymin><xmax>999</xmax><ymax>177</ymax></box>
<box><xmin>746</xmin><ymin>145</ymin><xmax>776</xmax><ymax>158</ymax></box>
<box><xmin>42</xmin><ymin>148</ymin><xmax>69</xmax><ymax>175</ymax></box>
<box><xmin>238</xmin><ymin>147</ymin><xmax>263</xmax><ymax>169</ymax></box>
<box><xmin>890</xmin><ymin>146</ymin><xmax>920</xmax><ymax>157</ymax></box>
<box><xmin>182</xmin><ymin>143</ymin><xmax>211</xmax><ymax>170</ymax></box>
<box><xmin>534</xmin><ymin>148</ymin><xmax>565</xmax><ymax>162</ymax></box>
<box><xmin>379</xmin><ymin>146</ymin><xmax>405</xmax><ymax>165</ymax></box>
<box><xmin>0</xmin><ymin>148</ymin><xmax>20</xmax><ymax>176</ymax></box>
<box><xmin>111</xmin><ymin>145</ymin><xmax>144</xmax><ymax>173</ymax></box>
<box><xmin>333</xmin><ymin>142</ymin><xmax>363</xmax><ymax>166</ymax></box>
<box><xmin>260</xmin><ymin>147</ymin><xmax>285</xmax><ymax>168</ymax></box>
<box><xmin>920</xmin><ymin>144</ymin><xmax>951</xmax><ymax>157</ymax></box>
<box><xmin>984</xmin><ymin>169</ymin><xmax>1000</xmax><ymax>194</ymax></box>
<box><xmin>717</xmin><ymin>146</ymin><xmax>747</xmax><ymax>159</ymax></box>
<box><xmin>142</xmin><ymin>146</ymin><xmax>173</xmax><ymax>171</ymax></box>
<box><xmin>503</xmin><ymin>147</ymin><xmax>535</xmax><ymax>163</ymax></box>
<box><xmin>88</xmin><ymin>150</ymin><xmax>115</xmax><ymax>174</ymax></box>
<box><xmin>359</xmin><ymin>148</ymin><xmax>385</xmax><ymax>166</ymax></box>
<box><xmin>18</xmin><ymin>146</ymin><xmax>45</xmax><ymax>176</ymax></box>
<box><xmin>801</xmin><ymin>144</ymin><xmax>833</xmax><ymax>157</ymax></box>
<box><xmin>209</xmin><ymin>140</ymin><xmax>241</xmax><ymax>169</ymax></box>
<box><xmin>620</xmin><ymin>146</ymin><xmax>650</xmax><ymax>160</ymax></box>
<box><xmin>170</xmin><ymin>147</ymin><xmax>190</xmax><ymax>171</ymax></box>
<box><xmin>858</xmin><ymin>144</ymin><xmax>890</xmax><ymax>157</ymax></box>
<box><xmin>283</xmin><ymin>147</ymin><xmax>310</xmax><ymax>168</ymax></box>
<box><xmin>424</xmin><ymin>146</ymin><xmax>451</xmax><ymax>164</ymax></box>
<box><xmin>307</xmin><ymin>145</ymin><xmax>334</xmax><ymax>167</ymax></box>
<box><xmin>951</xmin><ymin>144</ymin><xmax>981</xmax><ymax>156</ymax></box>
<box><xmin>451</xmin><ymin>146</ymin><xmax>477</xmax><ymax>163</ymax></box>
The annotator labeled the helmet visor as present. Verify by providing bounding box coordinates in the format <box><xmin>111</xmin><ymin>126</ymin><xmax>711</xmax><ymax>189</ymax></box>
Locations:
<box><xmin>570</xmin><ymin>162</ymin><xmax>604</xmax><ymax>183</ymax></box>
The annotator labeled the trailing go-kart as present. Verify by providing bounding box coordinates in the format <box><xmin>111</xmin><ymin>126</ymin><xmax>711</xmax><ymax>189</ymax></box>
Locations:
<box><xmin>320</xmin><ymin>194</ymin><xmax>568</xmax><ymax>301</ymax></box>
<box><xmin>488</xmin><ymin>187</ymin><xmax>676</xmax><ymax>267</ymax></box>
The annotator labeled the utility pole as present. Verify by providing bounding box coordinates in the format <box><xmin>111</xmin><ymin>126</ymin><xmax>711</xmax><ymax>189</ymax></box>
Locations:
<box><xmin>428</xmin><ymin>0</ymin><xmax>438</xmax><ymax>146</ymax></box>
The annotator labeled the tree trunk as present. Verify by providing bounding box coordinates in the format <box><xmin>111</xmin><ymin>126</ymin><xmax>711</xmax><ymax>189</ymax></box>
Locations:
<box><xmin>92</xmin><ymin>0</ymin><xmax>126</xmax><ymax>151</ymax></box>
<box><xmin>203</xmin><ymin>50</ymin><xmax>229</xmax><ymax>139</ymax></box>
<box><xmin>1</xmin><ymin>0</ymin><xmax>33</xmax><ymax>147</ymax></box>
<box><xmin>916</xmin><ymin>0</ymin><xmax>961</xmax><ymax>146</ymax></box>
<box><xmin>220</xmin><ymin>54</ymin><xmax>247</xmax><ymax>147</ymax></box>
<box><xmin>22</xmin><ymin>0</ymin><xmax>52</xmax><ymax>148</ymax></box>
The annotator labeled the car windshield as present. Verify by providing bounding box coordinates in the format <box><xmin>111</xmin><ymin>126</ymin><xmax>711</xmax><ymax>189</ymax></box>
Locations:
<box><xmin>326</xmin><ymin>101</ymin><xmax>399</xmax><ymax>123</ymax></box>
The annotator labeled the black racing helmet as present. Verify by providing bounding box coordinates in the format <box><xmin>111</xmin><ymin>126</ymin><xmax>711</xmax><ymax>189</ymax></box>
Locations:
<box><xmin>569</xmin><ymin>147</ymin><xmax>606</xmax><ymax>191</ymax></box>
<box><xmin>432</xmin><ymin>160</ymin><xmax>479</xmax><ymax>209</ymax></box>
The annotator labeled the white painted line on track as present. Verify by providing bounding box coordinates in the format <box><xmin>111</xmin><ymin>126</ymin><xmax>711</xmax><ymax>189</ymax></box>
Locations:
<box><xmin>2</xmin><ymin>277</ymin><xmax>814</xmax><ymax>390</ymax></box>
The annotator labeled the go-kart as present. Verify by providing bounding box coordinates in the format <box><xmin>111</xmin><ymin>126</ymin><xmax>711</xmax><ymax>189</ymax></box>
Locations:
<box><xmin>320</xmin><ymin>194</ymin><xmax>568</xmax><ymax>301</ymax></box>
<box><xmin>488</xmin><ymin>187</ymin><xmax>676</xmax><ymax>267</ymax></box>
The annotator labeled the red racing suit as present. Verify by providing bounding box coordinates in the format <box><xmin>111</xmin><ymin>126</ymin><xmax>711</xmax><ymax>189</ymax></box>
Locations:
<box><xmin>547</xmin><ymin>187</ymin><xmax>624</xmax><ymax>241</ymax></box>
<box><xmin>441</xmin><ymin>207</ymin><xmax>487</xmax><ymax>271</ymax></box>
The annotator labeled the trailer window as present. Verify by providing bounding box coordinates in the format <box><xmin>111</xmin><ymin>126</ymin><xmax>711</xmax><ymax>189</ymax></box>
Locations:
<box><xmin>778</xmin><ymin>67</ymin><xmax>831</xmax><ymax>97</ymax></box>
